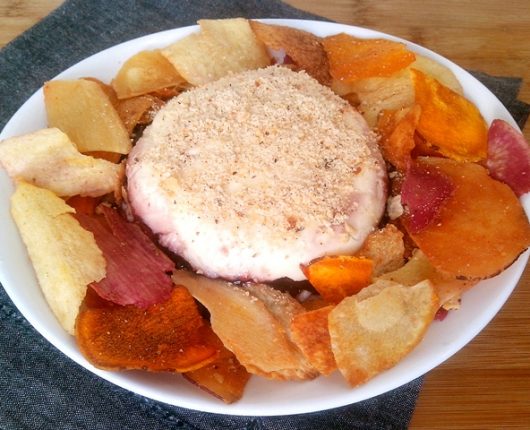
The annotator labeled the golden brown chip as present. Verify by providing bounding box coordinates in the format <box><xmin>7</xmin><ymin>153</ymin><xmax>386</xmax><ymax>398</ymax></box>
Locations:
<box><xmin>116</xmin><ymin>94</ymin><xmax>165</xmax><ymax>135</ymax></box>
<box><xmin>356</xmin><ymin>224</ymin><xmax>405</xmax><ymax>276</ymax></box>
<box><xmin>378</xmin><ymin>249</ymin><xmax>477</xmax><ymax>308</ymax></box>
<box><xmin>290</xmin><ymin>306</ymin><xmax>337</xmax><ymax>376</ymax></box>
<box><xmin>162</xmin><ymin>18</ymin><xmax>270</xmax><ymax>86</ymax></box>
<box><xmin>10</xmin><ymin>182</ymin><xmax>106</xmax><ymax>334</ymax></box>
<box><xmin>44</xmin><ymin>79</ymin><xmax>131</xmax><ymax>154</ymax></box>
<box><xmin>172</xmin><ymin>270</ymin><xmax>318</xmax><ymax>381</ymax></box>
<box><xmin>76</xmin><ymin>286</ymin><xmax>218</xmax><ymax>372</ymax></box>
<box><xmin>184</xmin><ymin>326</ymin><xmax>250</xmax><ymax>404</ymax></box>
<box><xmin>329</xmin><ymin>279</ymin><xmax>438</xmax><ymax>386</ymax></box>
<box><xmin>112</xmin><ymin>50</ymin><xmax>186</xmax><ymax>99</ymax></box>
<box><xmin>249</xmin><ymin>21</ymin><xmax>331</xmax><ymax>86</ymax></box>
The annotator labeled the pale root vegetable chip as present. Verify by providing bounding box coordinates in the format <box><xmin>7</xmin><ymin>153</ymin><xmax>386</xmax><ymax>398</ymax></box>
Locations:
<box><xmin>411</xmin><ymin>55</ymin><xmax>463</xmax><ymax>95</ymax></box>
<box><xmin>44</xmin><ymin>79</ymin><xmax>131</xmax><ymax>154</ymax></box>
<box><xmin>184</xmin><ymin>327</ymin><xmax>251</xmax><ymax>404</ymax></box>
<box><xmin>322</xmin><ymin>34</ymin><xmax>415</xmax><ymax>83</ymax></box>
<box><xmin>112</xmin><ymin>50</ymin><xmax>186</xmax><ymax>99</ymax></box>
<box><xmin>402</xmin><ymin>157</ymin><xmax>530</xmax><ymax>279</ymax></box>
<box><xmin>162</xmin><ymin>18</ymin><xmax>270</xmax><ymax>86</ymax></box>
<box><xmin>249</xmin><ymin>21</ymin><xmax>331</xmax><ymax>86</ymax></box>
<box><xmin>290</xmin><ymin>306</ymin><xmax>337</xmax><ymax>376</ymax></box>
<box><xmin>412</xmin><ymin>69</ymin><xmax>488</xmax><ymax>162</ymax></box>
<box><xmin>329</xmin><ymin>279</ymin><xmax>438</xmax><ymax>386</ymax></box>
<box><xmin>379</xmin><ymin>249</ymin><xmax>477</xmax><ymax>309</ymax></box>
<box><xmin>11</xmin><ymin>182</ymin><xmax>106</xmax><ymax>334</ymax></box>
<box><xmin>302</xmin><ymin>256</ymin><xmax>374</xmax><ymax>304</ymax></box>
<box><xmin>172</xmin><ymin>270</ymin><xmax>317</xmax><ymax>380</ymax></box>
<box><xmin>76</xmin><ymin>286</ymin><xmax>218</xmax><ymax>372</ymax></box>
<box><xmin>0</xmin><ymin>128</ymin><xmax>124</xmax><ymax>197</ymax></box>
<box><xmin>355</xmin><ymin>224</ymin><xmax>405</xmax><ymax>276</ymax></box>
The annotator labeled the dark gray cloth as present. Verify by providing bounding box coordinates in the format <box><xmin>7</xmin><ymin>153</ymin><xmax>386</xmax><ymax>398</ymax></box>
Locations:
<box><xmin>0</xmin><ymin>1</ymin><xmax>528</xmax><ymax>429</ymax></box>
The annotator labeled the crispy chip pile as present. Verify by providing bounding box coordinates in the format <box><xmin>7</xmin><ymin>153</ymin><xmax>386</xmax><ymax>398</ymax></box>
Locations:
<box><xmin>76</xmin><ymin>286</ymin><xmax>218</xmax><ymax>372</ymax></box>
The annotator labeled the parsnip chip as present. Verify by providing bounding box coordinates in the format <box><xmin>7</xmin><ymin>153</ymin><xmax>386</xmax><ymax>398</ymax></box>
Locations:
<box><xmin>302</xmin><ymin>256</ymin><xmax>374</xmax><ymax>304</ymax></box>
<box><xmin>329</xmin><ymin>279</ymin><xmax>438</xmax><ymax>386</ymax></box>
<box><xmin>249</xmin><ymin>21</ymin><xmax>331</xmax><ymax>85</ymax></box>
<box><xmin>402</xmin><ymin>157</ymin><xmax>530</xmax><ymax>279</ymax></box>
<box><xmin>112</xmin><ymin>50</ymin><xmax>186</xmax><ymax>99</ymax></box>
<box><xmin>379</xmin><ymin>249</ymin><xmax>477</xmax><ymax>308</ymax></box>
<box><xmin>162</xmin><ymin>18</ymin><xmax>270</xmax><ymax>86</ymax></box>
<box><xmin>290</xmin><ymin>306</ymin><xmax>337</xmax><ymax>375</ymax></box>
<box><xmin>0</xmin><ymin>128</ymin><xmax>124</xmax><ymax>197</ymax></box>
<box><xmin>172</xmin><ymin>270</ymin><xmax>317</xmax><ymax>380</ymax></box>
<box><xmin>356</xmin><ymin>224</ymin><xmax>405</xmax><ymax>276</ymax></box>
<box><xmin>44</xmin><ymin>79</ymin><xmax>131</xmax><ymax>154</ymax></box>
<box><xmin>76</xmin><ymin>286</ymin><xmax>218</xmax><ymax>372</ymax></box>
<box><xmin>11</xmin><ymin>182</ymin><xmax>106</xmax><ymax>334</ymax></box>
<box><xmin>184</xmin><ymin>326</ymin><xmax>251</xmax><ymax>404</ymax></box>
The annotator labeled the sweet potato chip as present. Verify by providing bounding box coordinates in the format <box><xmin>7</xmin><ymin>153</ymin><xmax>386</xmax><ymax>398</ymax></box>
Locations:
<box><xmin>184</xmin><ymin>327</ymin><xmax>250</xmax><ymax>404</ymax></box>
<box><xmin>356</xmin><ymin>224</ymin><xmax>405</xmax><ymax>275</ymax></box>
<box><xmin>76</xmin><ymin>285</ymin><xmax>218</xmax><ymax>372</ymax></box>
<box><xmin>302</xmin><ymin>256</ymin><xmax>374</xmax><ymax>303</ymax></box>
<box><xmin>116</xmin><ymin>95</ymin><xmax>165</xmax><ymax>135</ymax></box>
<box><xmin>412</xmin><ymin>69</ymin><xmax>488</xmax><ymax>162</ymax></box>
<box><xmin>173</xmin><ymin>270</ymin><xmax>317</xmax><ymax>380</ymax></box>
<box><xmin>377</xmin><ymin>105</ymin><xmax>421</xmax><ymax>171</ymax></box>
<box><xmin>411</xmin><ymin>55</ymin><xmax>463</xmax><ymax>95</ymax></box>
<box><xmin>11</xmin><ymin>182</ymin><xmax>106</xmax><ymax>334</ymax></box>
<box><xmin>249</xmin><ymin>21</ymin><xmax>331</xmax><ymax>86</ymax></box>
<box><xmin>379</xmin><ymin>249</ymin><xmax>477</xmax><ymax>309</ymax></box>
<box><xmin>329</xmin><ymin>279</ymin><xmax>438</xmax><ymax>386</ymax></box>
<box><xmin>290</xmin><ymin>306</ymin><xmax>337</xmax><ymax>375</ymax></box>
<box><xmin>322</xmin><ymin>33</ymin><xmax>415</xmax><ymax>83</ymax></box>
<box><xmin>402</xmin><ymin>157</ymin><xmax>530</xmax><ymax>278</ymax></box>
<box><xmin>112</xmin><ymin>50</ymin><xmax>186</xmax><ymax>99</ymax></box>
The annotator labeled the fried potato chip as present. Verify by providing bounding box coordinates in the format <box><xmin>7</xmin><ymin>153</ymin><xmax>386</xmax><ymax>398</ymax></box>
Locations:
<box><xmin>11</xmin><ymin>182</ymin><xmax>106</xmax><ymax>334</ymax></box>
<box><xmin>379</xmin><ymin>249</ymin><xmax>477</xmax><ymax>308</ymax></box>
<box><xmin>82</xmin><ymin>77</ymin><xmax>120</xmax><ymax>108</ymax></box>
<box><xmin>412</xmin><ymin>69</ymin><xmax>488</xmax><ymax>162</ymax></box>
<box><xmin>44</xmin><ymin>79</ymin><xmax>131</xmax><ymax>154</ymax></box>
<box><xmin>76</xmin><ymin>286</ymin><xmax>218</xmax><ymax>372</ymax></box>
<box><xmin>402</xmin><ymin>157</ymin><xmax>530</xmax><ymax>279</ymax></box>
<box><xmin>290</xmin><ymin>306</ymin><xmax>337</xmax><ymax>376</ymax></box>
<box><xmin>184</xmin><ymin>326</ymin><xmax>250</xmax><ymax>404</ymax></box>
<box><xmin>376</xmin><ymin>105</ymin><xmax>421</xmax><ymax>171</ymax></box>
<box><xmin>322</xmin><ymin>33</ymin><xmax>415</xmax><ymax>83</ymax></box>
<box><xmin>162</xmin><ymin>18</ymin><xmax>270</xmax><ymax>86</ymax></box>
<box><xmin>172</xmin><ymin>270</ymin><xmax>317</xmax><ymax>380</ymax></box>
<box><xmin>302</xmin><ymin>256</ymin><xmax>374</xmax><ymax>304</ymax></box>
<box><xmin>116</xmin><ymin>95</ymin><xmax>165</xmax><ymax>135</ymax></box>
<box><xmin>356</xmin><ymin>224</ymin><xmax>405</xmax><ymax>276</ymax></box>
<box><xmin>411</xmin><ymin>55</ymin><xmax>463</xmax><ymax>95</ymax></box>
<box><xmin>0</xmin><ymin>128</ymin><xmax>124</xmax><ymax>197</ymax></box>
<box><xmin>249</xmin><ymin>21</ymin><xmax>331</xmax><ymax>85</ymax></box>
<box><xmin>329</xmin><ymin>279</ymin><xmax>438</xmax><ymax>386</ymax></box>
<box><xmin>112</xmin><ymin>50</ymin><xmax>186</xmax><ymax>99</ymax></box>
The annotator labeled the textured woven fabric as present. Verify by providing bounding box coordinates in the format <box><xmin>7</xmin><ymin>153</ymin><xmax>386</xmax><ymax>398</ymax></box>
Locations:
<box><xmin>0</xmin><ymin>1</ymin><xmax>528</xmax><ymax>429</ymax></box>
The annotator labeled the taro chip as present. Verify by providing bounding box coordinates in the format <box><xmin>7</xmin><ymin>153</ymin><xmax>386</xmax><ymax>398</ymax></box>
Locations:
<box><xmin>76</xmin><ymin>286</ymin><xmax>218</xmax><ymax>372</ymax></box>
<box><xmin>412</xmin><ymin>69</ymin><xmax>488</xmax><ymax>162</ymax></box>
<box><xmin>290</xmin><ymin>306</ymin><xmax>337</xmax><ymax>375</ymax></box>
<box><xmin>322</xmin><ymin>33</ymin><xmax>415</xmax><ymax>83</ymax></box>
<box><xmin>302</xmin><ymin>256</ymin><xmax>374</xmax><ymax>304</ymax></box>
<box><xmin>328</xmin><ymin>279</ymin><xmax>438</xmax><ymax>386</ymax></box>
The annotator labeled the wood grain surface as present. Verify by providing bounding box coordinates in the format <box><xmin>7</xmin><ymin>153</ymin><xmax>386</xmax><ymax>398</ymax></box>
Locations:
<box><xmin>1</xmin><ymin>1</ymin><xmax>529</xmax><ymax>428</ymax></box>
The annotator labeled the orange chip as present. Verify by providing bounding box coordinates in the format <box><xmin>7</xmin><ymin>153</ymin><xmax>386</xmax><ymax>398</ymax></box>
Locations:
<box><xmin>377</xmin><ymin>105</ymin><xmax>421</xmax><ymax>171</ymax></box>
<box><xmin>250</xmin><ymin>21</ymin><xmax>331</xmax><ymax>86</ymax></box>
<box><xmin>290</xmin><ymin>306</ymin><xmax>337</xmax><ymax>376</ymax></box>
<box><xmin>322</xmin><ymin>33</ymin><xmax>415</xmax><ymax>83</ymax></box>
<box><xmin>184</xmin><ymin>326</ymin><xmax>250</xmax><ymax>404</ymax></box>
<box><xmin>412</xmin><ymin>69</ymin><xmax>488</xmax><ymax>162</ymax></box>
<box><xmin>66</xmin><ymin>195</ymin><xmax>99</xmax><ymax>216</ymax></box>
<box><xmin>302</xmin><ymin>256</ymin><xmax>374</xmax><ymax>303</ymax></box>
<box><xmin>116</xmin><ymin>95</ymin><xmax>165</xmax><ymax>135</ymax></box>
<box><xmin>75</xmin><ymin>286</ymin><xmax>218</xmax><ymax>372</ymax></box>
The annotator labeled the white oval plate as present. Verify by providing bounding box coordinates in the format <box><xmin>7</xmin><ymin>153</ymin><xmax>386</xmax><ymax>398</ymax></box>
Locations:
<box><xmin>1</xmin><ymin>19</ymin><xmax>528</xmax><ymax>416</ymax></box>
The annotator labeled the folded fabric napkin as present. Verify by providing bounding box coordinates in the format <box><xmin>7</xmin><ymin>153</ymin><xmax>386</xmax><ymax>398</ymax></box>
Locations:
<box><xmin>0</xmin><ymin>1</ymin><xmax>528</xmax><ymax>429</ymax></box>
